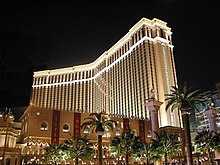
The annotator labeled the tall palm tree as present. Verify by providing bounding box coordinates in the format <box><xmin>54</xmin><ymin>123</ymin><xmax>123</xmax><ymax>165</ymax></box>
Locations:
<box><xmin>43</xmin><ymin>144</ymin><xmax>67</xmax><ymax>165</ymax></box>
<box><xmin>109</xmin><ymin>131</ymin><xmax>143</xmax><ymax>165</ymax></box>
<box><xmin>81</xmin><ymin>112</ymin><xmax>117</xmax><ymax>165</ymax></box>
<box><xmin>64</xmin><ymin>135</ymin><xmax>94</xmax><ymax>165</ymax></box>
<box><xmin>194</xmin><ymin>130</ymin><xmax>220</xmax><ymax>165</ymax></box>
<box><xmin>165</xmin><ymin>83</ymin><xmax>205</xmax><ymax>165</ymax></box>
<box><xmin>154</xmin><ymin>130</ymin><xmax>181</xmax><ymax>165</ymax></box>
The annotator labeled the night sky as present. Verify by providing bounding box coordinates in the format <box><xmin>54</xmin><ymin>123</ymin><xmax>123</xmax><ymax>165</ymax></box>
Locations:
<box><xmin>0</xmin><ymin>1</ymin><xmax>220</xmax><ymax>113</ymax></box>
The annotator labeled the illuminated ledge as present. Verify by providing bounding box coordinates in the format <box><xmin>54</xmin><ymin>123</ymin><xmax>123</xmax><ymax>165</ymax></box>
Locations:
<box><xmin>34</xmin><ymin>17</ymin><xmax>172</xmax><ymax>77</ymax></box>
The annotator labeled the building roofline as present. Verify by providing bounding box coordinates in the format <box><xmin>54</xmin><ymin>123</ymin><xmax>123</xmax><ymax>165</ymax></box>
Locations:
<box><xmin>34</xmin><ymin>17</ymin><xmax>170</xmax><ymax>76</ymax></box>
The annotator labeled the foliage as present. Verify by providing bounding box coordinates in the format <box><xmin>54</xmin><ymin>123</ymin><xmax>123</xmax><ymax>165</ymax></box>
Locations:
<box><xmin>81</xmin><ymin>112</ymin><xmax>117</xmax><ymax>165</ymax></box>
<box><xmin>109</xmin><ymin>136</ymin><xmax>121</xmax><ymax>158</ymax></box>
<box><xmin>165</xmin><ymin>82</ymin><xmax>205</xmax><ymax>165</ymax></box>
<box><xmin>81</xmin><ymin>112</ymin><xmax>117</xmax><ymax>135</ymax></box>
<box><xmin>141</xmin><ymin>141</ymin><xmax>162</xmax><ymax>164</ymax></box>
<box><xmin>165</xmin><ymin>82</ymin><xmax>205</xmax><ymax>112</ymax></box>
<box><xmin>64</xmin><ymin>134</ymin><xmax>94</xmax><ymax>162</ymax></box>
<box><xmin>43</xmin><ymin>143</ymin><xmax>69</xmax><ymax>164</ymax></box>
<box><xmin>213</xmin><ymin>133</ymin><xmax>220</xmax><ymax>152</ymax></box>
<box><xmin>109</xmin><ymin>130</ymin><xmax>143</xmax><ymax>165</ymax></box>
<box><xmin>194</xmin><ymin>130</ymin><xmax>220</xmax><ymax>163</ymax></box>
<box><xmin>154</xmin><ymin>130</ymin><xmax>181</xmax><ymax>165</ymax></box>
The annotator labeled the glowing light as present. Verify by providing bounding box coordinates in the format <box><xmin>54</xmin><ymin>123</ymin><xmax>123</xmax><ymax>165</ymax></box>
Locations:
<box><xmin>33</xmin><ymin>35</ymin><xmax>172</xmax><ymax>88</ymax></box>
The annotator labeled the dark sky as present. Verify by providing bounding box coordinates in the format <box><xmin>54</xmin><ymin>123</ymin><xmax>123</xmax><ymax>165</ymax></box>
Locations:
<box><xmin>0</xmin><ymin>0</ymin><xmax>220</xmax><ymax>111</ymax></box>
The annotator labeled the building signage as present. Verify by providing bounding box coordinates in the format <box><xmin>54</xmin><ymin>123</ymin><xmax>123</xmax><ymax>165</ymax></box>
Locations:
<box><xmin>51</xmin><ymin>110</ymin><xmax>60</xmax><ymax>144</ymax></box>
<box><xmin>74</xmin><ymin>112</ymin><xmax>81</xmax><ymax>139</ymax></box>
<box><xmin>139</xmin><ymin>120</ymin><xmax>145</xmax><ymax>142</ymax></box>
<box><xmin>123</xmin><ymin>118</ymin><xmax>130</xmax><ymax>133</ymax></box>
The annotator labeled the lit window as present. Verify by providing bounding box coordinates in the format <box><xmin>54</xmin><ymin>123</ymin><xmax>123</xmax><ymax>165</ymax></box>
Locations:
<box><xmin>147</xmin><ymin>130</ymin><xmax>152</xmax><ymax>137</ymax></box>
<box><xmin>40</xmin><ymin>121</ymin><xmax>48</xmax><ymax>131</ymax></box>
<box><xmin>83</xmin><ymin>125</ymin><xmax>90</xmax><ymax>134</ymax></box>
<box><xmin>131</xmin><ymin>129</ymin><xmax>137</xmax><ymax>136</ymax></box>
<box><xmin>63</xmin><ymin>124</ymin><xmax>69</xmax><ymax>133</ymax></box>
<box><xmin>116</xmin><ymin>129</ymin><xmax>121</xmax><ymax>136</ymax></box>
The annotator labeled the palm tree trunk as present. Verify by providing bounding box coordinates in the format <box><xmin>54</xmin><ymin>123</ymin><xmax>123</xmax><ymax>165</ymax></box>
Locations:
<box><xmin>146</xmin><ymin>158</ymin><xmax>149</xmax><ymax>165</ymax></box>
<box><xmin>208</xmin><ymin>151</ymin><xmax>214</xmax><ymax>165</ymax></box>
<box><xmin>75</xmin><ymin>157</ymin><xmax>79</xmax><ymax>165</ymax></box>
<box><xmin>165</xmin><ymin>153</ymin><xmax>168</xmax><ymax>165</ymax></box>
<box><xmin>182</xmin><ymin>112</ymin><xmax>193</xmax><ymax>165</ymax></box>
<box><xmin>98</xmin><ymin>135</ymin><xmax>103</xmax><ymax>165</ymax></box>
<box><xmin>118</xmin><ymin>157</ymin><xmax>120</xmax><ymax>165</ymax></box>
<box><xmin>126</xmin><ymin>153</ymin><xmax>129</xmax><ymax>165</ymax></box>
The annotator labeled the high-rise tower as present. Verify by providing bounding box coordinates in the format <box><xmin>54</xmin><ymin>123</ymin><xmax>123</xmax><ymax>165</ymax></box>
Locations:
<box><xmin>29</xmin><ymin>18</ymin><xmax>178</xmax><ymax>127</ymax></box>
<box><xmin>18</xmin><ymin>17</ymin><xmax>182</xmax><ymax>164</ymax></box>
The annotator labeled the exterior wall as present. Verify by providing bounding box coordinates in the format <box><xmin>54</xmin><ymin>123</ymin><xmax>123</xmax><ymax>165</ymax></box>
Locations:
<box><xmin>30</xmin><ymin>18</ymin><xmax>178</xmax><ymax>128</ymax></box>
<box><xmin>20</xmin><ymin>106</ymin><xmax>152</xmax><ymax>164</ymax></box>
<box><xmin>0</xmin><ymin>149</ymin><xmax>21</xmax><ymax>165</ymax></box>
<box><xmin>20</xmin><ymin>106</ymin><xmax>153</xmax><ymax>143</ymax></box>
<box><xmin>193</xmin><ymin>88</ymin><xmax>220</xmax><ymax>132</ymax></box>
<box><xmin>0</xmin><ymin>114</ymin><xmax>21</xmax><ymax>165</ymax></box>
<box><xmin>195</xmin><ymin>107</ymin><xmax>220</xmax><ymax>132</ymax></box>
<box><xmin>19</xmin><ymin>17</ymin><xmax>181</xmax><ymax>164</ymax></box>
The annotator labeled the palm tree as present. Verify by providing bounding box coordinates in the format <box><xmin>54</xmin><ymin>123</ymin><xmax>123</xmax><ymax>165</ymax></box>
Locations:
<box><xmin>43</xmin><ymin>143</ymin><xmax>67</xmax><ymax>165</ymax></box>
<box><xmin>194</xmin><ymin>130</ymin><xmax>220</xmax><ymax>165</ymax></box>
<box><xmin>165</xmin><ymin>82</ymin><xmax>205</xmax><ymax>165</ymax></box>
<box><xmin>109</xmin><ymin>135</ymin><xmax>123</xmax><ymax>164</ymax></box>
<box><xmin>64</xmin><ymin>134</ymin><xmax>94</xmax><ymax>165</ymax></box>
<box><xmin>141</xmin><ymin>141</ymin><xmax>162</xmax><ymax>165</ymax></box>
<box><xmin>81</xmin><ymin>112</ymin><xmax>117</xmax><ymax>165</ymax></box>
<box><xmin>109</xmin><ymin>130</ymin><xmax>143</xmax><ymax>165</ymax></box>
<box><xmin>154</xmin><ymin>130</ymin><xmax>181</xmax><ymax>165</ymax></box>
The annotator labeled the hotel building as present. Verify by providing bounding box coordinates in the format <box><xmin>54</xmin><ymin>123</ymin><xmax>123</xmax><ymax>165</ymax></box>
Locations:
<box><xmin>194</xmin><ymin>88</ymin><xmax>220</xmax><ymax>132</ymax></box>
<box><xmin>18</xmin><ymin>17</ymin><xmax>182</xmax><ymax>164</ymax></box>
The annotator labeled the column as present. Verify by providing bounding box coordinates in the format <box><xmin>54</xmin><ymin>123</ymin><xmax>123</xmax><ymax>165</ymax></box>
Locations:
<box><xmin>204</xmin><ymin>106</ymin><xmax>220</xmax><ymax>165</ymax></box>
<box><xmin>145</xmin><ymin>91</ymin><xmax>162</xmax><ymax>139</ymax></box>
<box><xmin>204</xmin><ymin>106</ymin><xmax>218</xmax><ymax>133</ymax></box>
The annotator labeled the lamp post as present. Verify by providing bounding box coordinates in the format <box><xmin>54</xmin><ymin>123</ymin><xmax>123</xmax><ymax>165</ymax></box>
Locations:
<box><xmin>0</xmin><ymin>108</ymin><xmax>14</xmax><ymax>165</ymax></box>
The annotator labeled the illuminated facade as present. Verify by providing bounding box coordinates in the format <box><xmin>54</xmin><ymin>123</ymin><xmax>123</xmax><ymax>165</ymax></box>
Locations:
<box><xmin>19</xmin><ymin>17</ymin><xmax>183</xmax><ymax>164</ymax></box>
<box><xmin>30</xmin><ymin>18</ymin><xmax>178</xmax><ymax>127</ymax></box>
<box><xmin>194</xmin><ymin>88</ymin><xmax>220</xmax><ymax>132</ymax></box>
<box><xmin>0</xmin><ymin>110</ymin><xmax>21</xmax><ymax>165</ymax></box>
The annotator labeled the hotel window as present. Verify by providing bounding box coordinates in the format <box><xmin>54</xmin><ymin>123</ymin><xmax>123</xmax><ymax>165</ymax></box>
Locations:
<box><xmin>83</xmin><ymin>125</ymin><xmax>90</xmax><ymax>134</ymax></box>
<box><xmin>147</xmin><ymin>130</ymin><xmax>152</xmax><ymax>138</ymax></box>
<box><xmin>63</xmin><ymin>123</ymin><xmax>70</xmax><ymax>133</ymax></box>
<box><xmin>40</xmin><ymin>121</ymin><xmax>48</xmax><ymax>131</ymax></box>
<box><xmin>55</xmin><ymin>75</ymin><xmax>58</xmax><ymax>83</ymax></box>
<box><xmin>125</xmin><ymin>43</ymin><xmax>127</xmax><ymax>52</ymax></box>
<box><xmin>132</xmin><ymin>36</ymin><xmax>134</xmax><ymax>45</ymax></box>
<box><xmin>131</xmin><ymin>129</ymin><xmax>137</xmax><ymax>137</ymax></box>
<box><xmin>138</xmin><ymin>30</ymin><xmax>141</xmax><ymax>40</ymax></box>
<box><xmin>160</xmin><ymin>28</ymin><xmax>164</xmax><ymax>38</ymax></box>
<box><xmin>82</xmin><ymin>71</ymin><xmax>84</xmax><ymax>79</ymax></box>
<box><xmin>135</xmin><ymin>33</ymin><xmax>137</xmax><ymax>43</ymax></box>
<box><xmin>142</xmin><ymin>27</ymin><xmax>146</xmax><ymax>36</ymax></box>
<box><xmin>116</xmin><ymin>128</ymin><xmax>121</xmax><ymax>136</ymax></box>
<box><xmin>146</xmin><ymin>27</ymin><xmax>149</xmax><ymax>37</ymax></box>
<box><xmin>85</xmin><ymin>71</ymin><xmax>88</xmax><ymax>78</ymax></box>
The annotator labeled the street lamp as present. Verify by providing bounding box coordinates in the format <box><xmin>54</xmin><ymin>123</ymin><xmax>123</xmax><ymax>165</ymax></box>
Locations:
<box><xmin>0</xmin><ymin>108</ymin><xmax>14</xmax><ymax>165</ymax></box>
